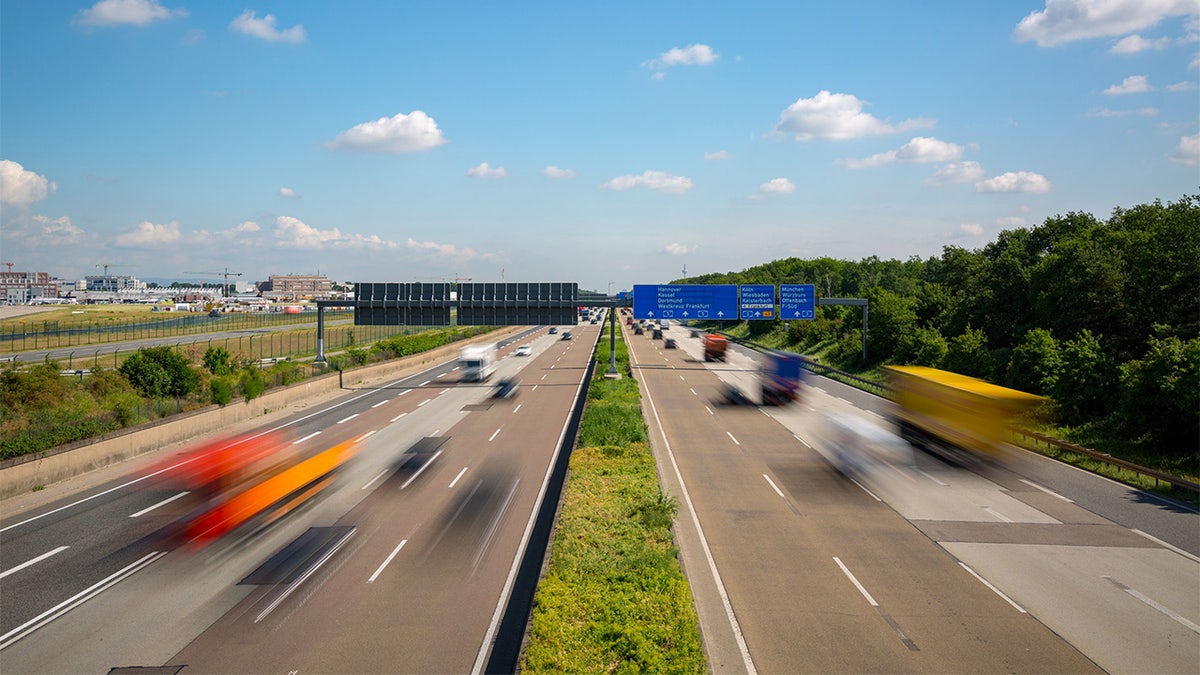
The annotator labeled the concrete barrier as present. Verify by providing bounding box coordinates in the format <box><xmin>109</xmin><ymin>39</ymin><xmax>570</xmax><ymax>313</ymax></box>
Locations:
<box><xmin>0</xmin><ymin>327</ymin><xmax>524</xmax><ymax>500</ymax></box>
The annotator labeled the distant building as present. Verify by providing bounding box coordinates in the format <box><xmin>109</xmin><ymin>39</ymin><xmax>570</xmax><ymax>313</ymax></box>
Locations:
<box><xmin>1</xmin><ymin>269</ymin><xmax>58</xmax><ymax>304</ymax></box>
<box><xmin>262</xmin><ymin>274</ymin><xmax>334</xmax><ymax>299</ymax></box>
<box><xmin>85</xmin><ymin>274</ymin><xmax>147</xmax><ymax>292</ymax></box>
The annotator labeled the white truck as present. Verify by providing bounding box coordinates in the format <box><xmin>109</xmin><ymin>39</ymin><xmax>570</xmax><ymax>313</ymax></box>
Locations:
<box><xmin>459</xmin><ymin>343</ymin><xmax>497</xmax><ymax>382</ymax></box>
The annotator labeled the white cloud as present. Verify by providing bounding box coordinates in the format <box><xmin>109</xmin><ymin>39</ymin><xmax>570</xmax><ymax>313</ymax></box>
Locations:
<box><xmin>1103</xmin><ymin>75</ymin><xmax>1150</xmax><ymax>95</ymax></box>
<box><xmin>976</xmin><ymin>171</ymin><xmax>1052</xmax><ymax>193</ymax></box>
<box><xmin>278</xmin><ymin>187</ymin><xmax>301</xmax><ymax>199</ymax></box>
<box><xmin>1110</xmin><ymin>34</ymin><xmax>1172</xmax><ymax>53</ymax></box>
<box><xmin>926</xmin><ymin>161</ymin><xmax>986</xmax><ymax>186</ymax></box>
<box><xmin>115</xmin><ymin>220</ymin><xmax>182</xmax><ymax>247</ymax></box>
<box><xmin>75</xmin><ymin>0</ymin><xmax>186</xmax><ymax>27</ymax></box>
<box><xmin>31</xmin><ymin>216</ymin><xmax>86</xmax><ymax>246</ymax></box>
<box><xmin>1014</xmin><ymin>0</ymin><xmax>1196</xmax><ymax>47</ymax></box>
<box><xmin>842</xmin><ymin>136</ymin><xmax>964</xmax><ymax>169</ymax></box>
<box><xmin>543</xmin><ymin>166</ymin><xmax>577</xmax><ymax>178</ymax></box>
<box><xmin>775</xmin><ymin>90</ymin><xmax>934</xmax><ymax>141</ymax></box>
<box><xmin>600</xmin><ymin>170</ymin><xmax>693</xmax><ymax>194</ymax></box>
<box><xmin>644</xmin><ymin>44</ymin><xmax>719</xmax><ymax>73</ymax></box>
<box><xmin>1166</xmin><ymin>80</ymin><xmax>1197</xmax><ymax>91</ymax></box>
<box><xmin>229</xmin><ymin>10</ymin><xmax>306</xmax><ymax>44</ymax></box>
<box><xmin>996</xmin><ymin>216</ymin><xmax>1029</xmax><ymax>228</ymax></box>
<box><xmin>1086</xmin><ymin>106</ymin><xmax>1158</xmax><ymax>117</ymax></box>
<box><xmin>405</xmin><ymin>237</ymin><xmax>497</xmax><ymax>262</ymax></box>
<box><xmin>467</xmin><ymin>162</ymin><xmax>508</xmax><ymax>178</ymax></box>
<box><xmin>1171</xmin><ymin>132</ymin><xmax>1200</xmax><ymax>165</ymax></box>
<box><xmin>749</xmin><ymin>178</ymin><xmax>796</xmax><ymax>199</ymax></box>
<box><xmin>235</xmin><ymin>220</ymin><xmax>260</xmax><ymax>233</ymax></box>
<box><xmin>327</xmin><ymin>111</ymin><xmax>448</xmax><ymax>154</ymax></box>
<box><xmin>272</xmin><ymin>216</ymin><xmax>395</xmax><ymax>250</ymax></box>
<box><xmin>959</xmin><ymin>223</ymin><xmax>985</xmax><ymax>237</ymax></box>
<box><xmin>662</xmin><ymin>243</ymin><xmax>698</xmax><ymax>256</ymax></box>
<box><xmin>704</xmin><ymin>150</ymin><xmax>732</xmax><ymax>161</ymax></box>
<box><xmin>0</xmin><ymin>160</ymin><xmax>56</xmax><ymax>208</ymax></box>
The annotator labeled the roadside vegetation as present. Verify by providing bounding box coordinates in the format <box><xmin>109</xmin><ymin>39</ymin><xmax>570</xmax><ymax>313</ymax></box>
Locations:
<box><xmin>522</xmin><ymin>328</ymin><xmax>705</xmax><ymax>673</ymax></box>
<box><xmin>0</xmin><ymin>326</ymin><xmax>493</xmax><ymax>461</ymax></box>
<box><xmin>687</xmin><ymin>194</ymin><xmax>1198</xmax><ymax>488</ymax></box>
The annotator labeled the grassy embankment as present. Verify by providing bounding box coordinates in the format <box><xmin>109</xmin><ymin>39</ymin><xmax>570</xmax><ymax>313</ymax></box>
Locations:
<box><xmin>521</xmin><ymin>327</ymin><xmax>705</xmax><ymax>673</ymax></box>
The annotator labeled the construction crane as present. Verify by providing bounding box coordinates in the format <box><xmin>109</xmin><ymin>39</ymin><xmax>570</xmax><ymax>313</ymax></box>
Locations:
<box><xmin>0</xmin><ymin>262</ymin><xmax>14</xmax><ymax>273</ymax></box>
<box><xmin>183</xmin><ymin>268</ymin><xmax>243</xmax><ymax>297</ymax></box>
<box><xmin>95</xmin><ymin>263</ymin><xmax>133</xmax><ymax>276</ymax></box>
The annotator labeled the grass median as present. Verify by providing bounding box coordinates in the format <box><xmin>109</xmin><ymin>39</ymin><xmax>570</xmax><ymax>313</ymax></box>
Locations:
<box><xmin>521</xmin><ymin>327</ymin><xmax>705</xmax><ymax>673</ymax></box>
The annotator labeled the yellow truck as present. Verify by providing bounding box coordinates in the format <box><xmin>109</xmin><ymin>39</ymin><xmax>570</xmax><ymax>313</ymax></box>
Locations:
<box><xmin>884</xmin><ymin>365</ymin><xmax>1043</xmax><ymax>462</ymax></box>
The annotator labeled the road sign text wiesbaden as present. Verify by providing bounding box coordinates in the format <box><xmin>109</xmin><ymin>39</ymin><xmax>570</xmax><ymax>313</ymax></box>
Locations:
<box><xmin>739</xmin><ymin>284</ymin><xmax>776</xmax><ymax>320</ymax></box>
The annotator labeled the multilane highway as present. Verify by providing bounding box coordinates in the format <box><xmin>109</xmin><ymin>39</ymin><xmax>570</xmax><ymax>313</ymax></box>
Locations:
<box><xmin>0</xmin><ymin>324</ymin><xmax>599</xmax><ymax>673</ymax></box>
<box><xmin>626</xmin><ymin>319</ymin><xmax>1198</xmax><ymax>673</ymax></box>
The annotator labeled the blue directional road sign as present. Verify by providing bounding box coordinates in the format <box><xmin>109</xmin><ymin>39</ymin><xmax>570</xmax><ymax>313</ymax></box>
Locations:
<box><xmin>780</xmin><ymin>283</ymin><xmax>816</xmax><ymax>320</ymax></box>
<box><xmin>632</xmin><ymin>284</ymin><xmax>738</xmax><ymax>321</ymax></box>
<box><xmin>739</xmin><ymin>284</ymin><xmax>776</xmax><ymax>320</ymax></box>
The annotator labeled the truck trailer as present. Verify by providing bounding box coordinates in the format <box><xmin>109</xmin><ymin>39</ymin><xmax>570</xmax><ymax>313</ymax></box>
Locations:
<box><xmin>459</xmin><ymin>343</ymin><xmax>497</xmax><ymax>382</ymax></box>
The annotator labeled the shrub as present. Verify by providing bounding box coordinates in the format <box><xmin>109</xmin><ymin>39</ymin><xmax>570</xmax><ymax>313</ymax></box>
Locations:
<box><xmin>210</xmin><ymin>377</ymin><xmax>234</xmax><ymax>406</ymax></box>
<box><xmin>202</xmin><ymin>346</ymin><xmax>233</xmax><ymax>375</ymax></box>
<box><xmin>240</xmin><ymin>367</ymin><xmax>266</xmax><ymax>401</ymax></box>
<box><xmin>119</xmin><ymin>346</ymin><xmax>199</xmax><ymax>399</ymax></box>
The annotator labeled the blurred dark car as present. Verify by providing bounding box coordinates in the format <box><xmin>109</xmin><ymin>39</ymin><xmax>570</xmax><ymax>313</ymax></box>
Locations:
<box><xmin>561</xmin><ymin>331</ymin><xmax>572</xmax><ymax>340</ymax></box>
<box><xmin>652</xmin><ymin>329</ymin><xmax>663</xmax><ymax>339</ymax></box>
<box><xmin>633</xmin><ymin>325</ymin><xmax>644</xmax><ymax>335</ymax></box>
<box><xmin>664</xmin><ymin>338</ymin><xmax>677</xmax><ymax>349</ymax></box>
<box><xmin>493</xmin><ymin>378</ymin><xmax>519</xmax><ymax>399</ymax></box>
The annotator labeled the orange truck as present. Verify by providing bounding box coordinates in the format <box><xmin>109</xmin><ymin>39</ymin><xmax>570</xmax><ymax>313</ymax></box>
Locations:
<box><xmin>703</xmin><ymin>334</ymin><xmax>728</xmax><ymax>362</ymax></box>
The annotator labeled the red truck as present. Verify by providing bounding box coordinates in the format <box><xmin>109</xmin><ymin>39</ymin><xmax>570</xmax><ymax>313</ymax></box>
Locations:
<box><xmin>703</xmin><ymin>334</ymin><xmax>727</xmax><ymax>362</ymax></box>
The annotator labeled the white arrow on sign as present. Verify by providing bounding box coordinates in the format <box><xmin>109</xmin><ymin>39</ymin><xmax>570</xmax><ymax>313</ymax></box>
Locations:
<box><xmin>794</xmin><ymin>311</ymin><xmax>801</xmax><ymax>317</ymax></box>
<box><xmin>647</xmin><ymin>311</ymin><xmax>654</xmax><ymax>317</ymax></box>
<box><xmin>682</xmin><ymin>311</ymin><xmax>689</xmax><ymax>317</ymax></box>
<box><xmin>717</xmin><ymin>311</ymin><xmax>724</xmax><ymax>317</ymax></box>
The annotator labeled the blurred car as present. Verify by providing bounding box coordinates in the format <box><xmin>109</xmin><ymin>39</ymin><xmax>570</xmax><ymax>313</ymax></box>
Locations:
<box><xmin>664</xmin><ymin>338</ymin><xmax>677</xmax><ymax>349</ymax></box>
<box><xmin>561</xmin><ymin>331</ymin><xmax>572</xmax><ymax>340</ymax></box>
<box><xmin>634</xmin><ymin>325</ymin><xmax>644</xmax><ymax>335</ymax></box>
<box><xmin>652</xmin><ymin>329</ymin><xmax>663</xmax><ymax>339</ymax></box>
<box><xmin>514</xmin><ymin>344</ymin><xmax>532</xmax><ymax>356</ymax></box>
<box><xmin>493</xmin><ymin>378</ymin><xmax>519</xmax><ymax>399</ymax></box>
<box><xmin>549</xmin><ymin>327</ymin><xmax>558</xmax><ymax>334</ymax></box>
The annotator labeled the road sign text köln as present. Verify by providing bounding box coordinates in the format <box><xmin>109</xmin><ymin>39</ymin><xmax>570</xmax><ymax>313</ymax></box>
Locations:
<box><xmin>739</xmin><ymin>284</ymin><xmax>776</xmax><ymax>320</ymax></box>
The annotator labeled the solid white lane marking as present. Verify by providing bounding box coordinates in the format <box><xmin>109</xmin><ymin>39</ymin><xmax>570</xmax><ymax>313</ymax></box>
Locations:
<box><xmin>355</xmin><ymin>430</ymin><xmax>376</xmax><ymax>442</ymax></box>
<box><xmin>255</xmin><ymin>530</ymin><xmax>354</xmax><ymax>623</ymax></box>
<box><xmin>391</xmin><ymin>412</ymin><xmax>408</xmax><ymax>422</ymax></box>
<box><xmin>129</xmin><ymin>491</ymin><xmax>190</xmax><ymax>518</ymax></box>
<box><xmin>1133</xmin><ymin>529</ymin><xmax>1200</xmax><ymax>564</ymax></box>
<box><xmin>917</xmin><ymin>469</ymin><xmax>949</xmax><ymax>487</ymax></box>
<box><xmin>834</xmin><ymin>557</ymin><xmax>878</xmax><ymax>606</ymax></box>
<box><xmin>337</xmin><ymin>413</ymin><xmax>359</xmax><ymax>424</ymax></box>
<box><xmin>726</xmin><ymin>431</ymin><xmax>740</xmax><ymax>446</ymax></box>
<box><xmin>449</xmin><ymin>467</ymin><xmax>469</xmax><ymax>488</ymax></box>
<box><xmin>1105</xmin><ymin>576</ymin><xmax>1200</xmax><ymax>633</ymax></box>
<box><xmin>489</xmin><ymin>427</ymin><xmax>502</xmax><ymax>442</ymax></box>
<box><xmin>959</xmin><ymin>562</ymin><xmax>1026</xmax><ymax>613</ymax></box>
<box><xmin>400</xmin><ymin>450</ymin><xmax>443</xmax><ymax>489</ymax></box>
<box><xmin>0</xmin><ymin>551</ymin><xmax>165</xmax><ymax>651</ymax></box>
<box><xmin>982</xmin><ymin>506</ymin><xmax>1012</xmax><ymax>522</ymax></box>
<box><xmin>368</xmin><ymin>539</ymin><xmax>408</xmax><ymax>584</ymax></box>
<box><xmin>762</xmin><ymin>474</ymin><xmax>785</xmax><ymax>498</ymax></box>
<box><xmin>294</xmin><ymin>431</ymin><xmax>321</xmax><ymax>445</ymax></box>
<box><xmin>1</xmin><ymin>546</ymin><xmax>70</xmax><ymax>579</ymax></box>
<box><xmin>1019</xmin><ymin>479</ymin><xmax>1073</xmax><ymax>502</ymax></box>
<box><xmin>361</xmin><ymin>469</ymin><xmax>389</xmax><ymax>491</ymax></box>
<box><xmin>372</xmin><ymin>400</ymin><xmax>388</xmax><ymax>408</ymax></box>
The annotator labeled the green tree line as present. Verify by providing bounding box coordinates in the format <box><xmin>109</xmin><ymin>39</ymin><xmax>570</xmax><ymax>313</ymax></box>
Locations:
<box><xmin>684</xmin><ymin>194</ymin><xmax>1198</xmax><ymax>459</ymax></box>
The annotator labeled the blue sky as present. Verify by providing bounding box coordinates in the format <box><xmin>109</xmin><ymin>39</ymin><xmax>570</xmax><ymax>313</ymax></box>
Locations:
<box><xmin>2</xmin><ymin>0</ymin><xmax>1197</xmax><ymax>292</ymax></box>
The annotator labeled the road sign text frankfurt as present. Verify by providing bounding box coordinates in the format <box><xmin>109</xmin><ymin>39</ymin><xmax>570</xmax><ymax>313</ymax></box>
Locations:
<box><xmin>632</xmin><ymin>284</ymin><xmax>737</xmax><ymax>320</ymax></box>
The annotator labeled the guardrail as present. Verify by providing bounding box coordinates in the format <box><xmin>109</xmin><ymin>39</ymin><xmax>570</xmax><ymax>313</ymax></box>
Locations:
<box><xmin>715</xmin><ymin>330</ymin><xmax>1198</xmax><ymax>497</ymax></box>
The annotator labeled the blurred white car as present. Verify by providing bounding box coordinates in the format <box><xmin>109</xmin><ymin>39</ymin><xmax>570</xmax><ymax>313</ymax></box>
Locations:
<box><xmin>515</xmin><ymin>344</ymin><xmax>532</xmax><ymax>356</ymax></box>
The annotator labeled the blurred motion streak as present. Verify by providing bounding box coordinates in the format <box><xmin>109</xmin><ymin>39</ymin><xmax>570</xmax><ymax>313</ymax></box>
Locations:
<box><xmin>885</xmin><ymin>365</ymin><xmax>1044</xmax><ymax>465</ymax></box>
<box><xmin>141</xmin><ymin>431</ymin><xmax>360</xmax><ymax>549</ymax></box>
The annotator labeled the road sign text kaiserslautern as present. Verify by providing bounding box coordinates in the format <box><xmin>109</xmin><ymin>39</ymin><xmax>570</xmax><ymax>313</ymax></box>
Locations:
<box><xmin>632</xmin><ymin>284</ymin><xmax>738</xmax><ymax>321</ymax></box>
<box><xmin>740</xmin><ymin>284</ymin><xmax>775</xmax><ymax>320</ymax></box>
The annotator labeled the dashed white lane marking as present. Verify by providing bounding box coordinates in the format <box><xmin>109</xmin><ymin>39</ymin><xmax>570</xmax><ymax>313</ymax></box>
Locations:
<box><xmin>762</xmin><ymin>474</ymin><xmax>785</xmax><ymax>498</ymax></box>
<box><xmin>368</xmin><ymin>539</ymin><xmax>408</xmax><ymax>584</ymax></box>
<box><xmin>129</xmin><ymin>491</ymin><xmax>189</xmax><ymax>518</ymax></box>
<box><xmin>1</xmin><ymin>546</ymin><xmax>70</xmax><ymax>579</ymax></box>
<box><xmin>449</xmin><ymin>466</ymin><xmax>469</xmax><ymax>488</ymax></box>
